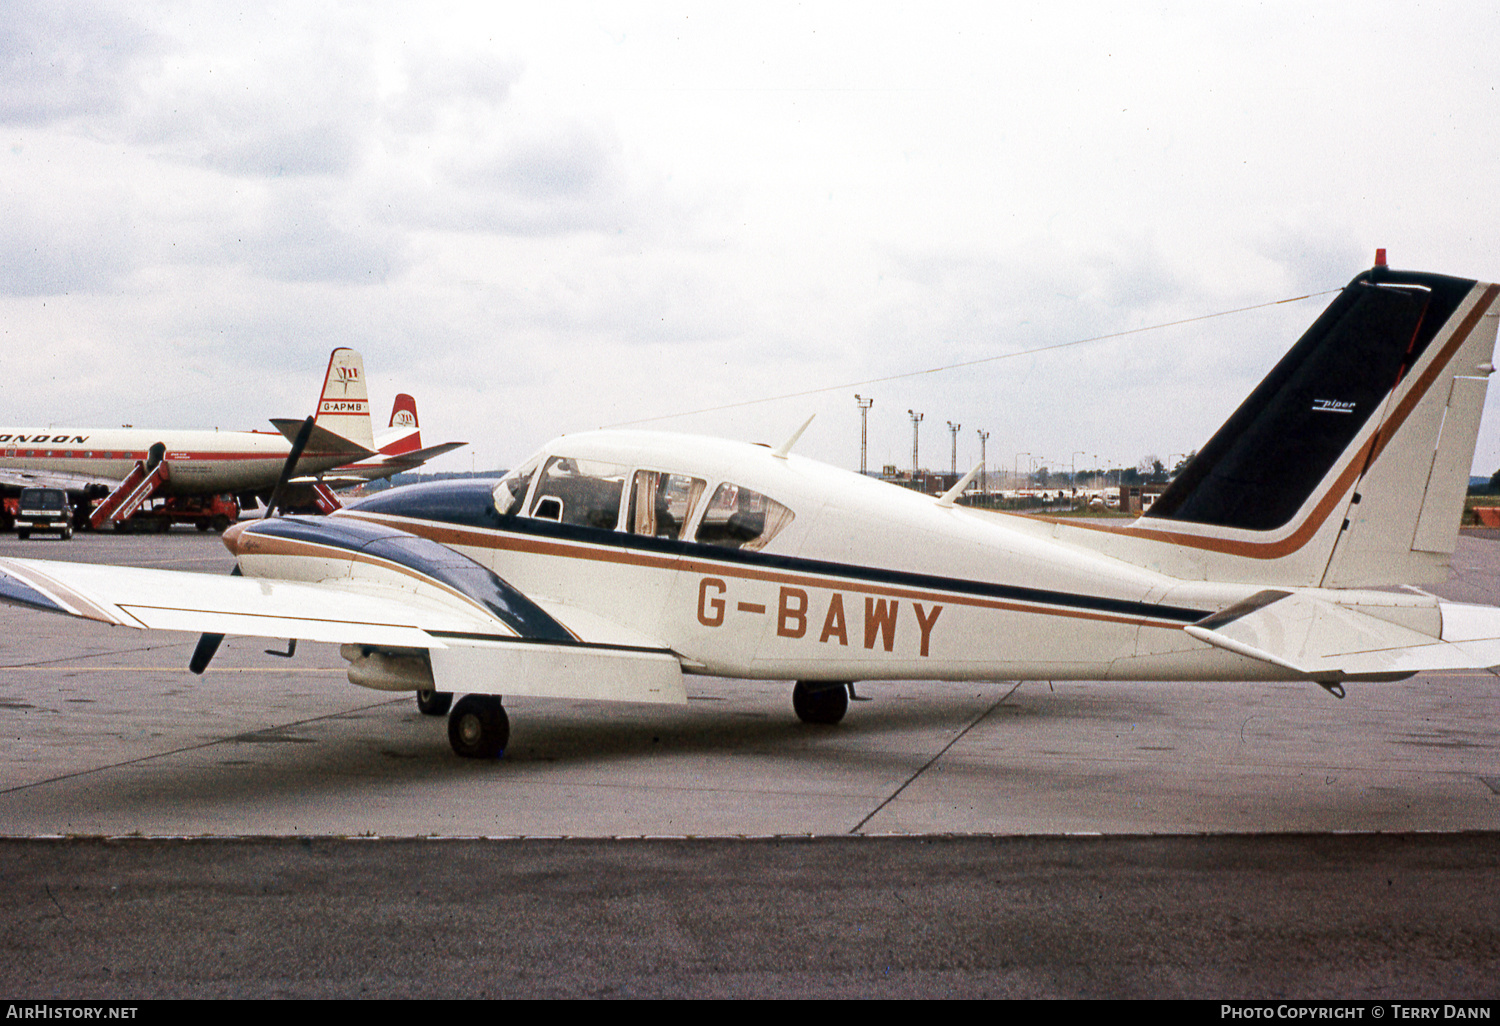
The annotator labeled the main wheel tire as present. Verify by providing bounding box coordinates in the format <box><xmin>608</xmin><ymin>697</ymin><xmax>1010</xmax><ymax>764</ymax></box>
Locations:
<box><xmin>792</xmin><ymin>680</ymin><xmax>850</xmax><ymax>725</ymax></box>
<box><xmin>447</xmin><ymin>695</ymin><xmax>509</xmax><ymax>759</ymax></box>
<box><xmin>416</xmin><ymin>689</ymin><xmax>453</xmax><ymax>716</ymax></box>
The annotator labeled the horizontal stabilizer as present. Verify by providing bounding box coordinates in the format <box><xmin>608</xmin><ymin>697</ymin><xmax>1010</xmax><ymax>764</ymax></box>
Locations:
<box><xmin>1185</xmin><ymin>589</ymin><xmax>1500</xmax><ymax>678</ymax></box>
<box><xmin>291</xmin><ymin>441</ymin><xmax>468</xmax><ymax>486</ymax></box>
<box><xmin>270</xmin><ymin>418</ymin><xmax>375</xmax><ymax>458</ymax></box>
<box><xmin>393</xmin><ymin>441</ymin><xmax>467</xmax><ymax>463</ymax></box>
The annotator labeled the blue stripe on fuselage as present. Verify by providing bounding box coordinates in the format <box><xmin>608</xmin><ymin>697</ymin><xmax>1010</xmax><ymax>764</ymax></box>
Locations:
<box><xmin>343</xmin><ymin>481</ymin><xmax>1210</xmax><ymax>625</ymax></box>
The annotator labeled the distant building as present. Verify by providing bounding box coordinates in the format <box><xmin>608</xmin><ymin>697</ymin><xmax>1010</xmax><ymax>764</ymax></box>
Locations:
<box><xmin>1117</xmin><ymin>484</ymin><xmax>1168</xmax><ymax>515</ymax></box>
<box><xmin>879</xmin><ymin>467</ymin><xmax>962</xmax><ymax>495</ymax></box>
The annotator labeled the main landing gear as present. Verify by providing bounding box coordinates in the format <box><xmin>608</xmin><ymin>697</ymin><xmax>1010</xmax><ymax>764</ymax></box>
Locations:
<box><xmin>792</xmin><ymin>680</ymin><xmax>852</xmax><ymax>725</ymax></box>
<box><xmin>415</xmin><ymin>689</ymin><xmax>505</xmax><ymax>759</ymax></box>
<box><xmin>447</xmin><ymin>694</ymin><xmax>510</xmax><ymax>759</ymax></box>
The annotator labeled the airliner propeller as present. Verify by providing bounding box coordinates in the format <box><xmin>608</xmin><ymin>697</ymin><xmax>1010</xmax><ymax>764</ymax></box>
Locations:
<box><xmin>188</xmin><ymin>415</ymin><xmax>315</xmax><ymax>675</ymax></box>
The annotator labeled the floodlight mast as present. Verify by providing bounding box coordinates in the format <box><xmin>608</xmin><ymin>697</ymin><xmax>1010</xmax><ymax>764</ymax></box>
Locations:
<box><xmin>854</xmin><ymin>394</ymin><xmax>874</xmax><ymax>475</ymax></box>
<box><xmin>976</xmin><ymin>429</ymin><xmax>989</xmax><ymax>497</ymax></box>
<box><xmin>908</xmin><ymin>410</ymin><xmax>924</xmax><ymax>475</ymax></box>
<box><xmin>947</xmin><ymin>421</ymin><xmax>961</xmax><ymax>475</ymax></box>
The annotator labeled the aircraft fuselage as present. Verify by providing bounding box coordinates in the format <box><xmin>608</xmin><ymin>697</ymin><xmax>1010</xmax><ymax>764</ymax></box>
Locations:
<box><xmin>335</xmin><ymin>429</ymin><xmax>1376</xmax><ymax>684</ymax></box>
<box><xmin>0</xmin><ymin>428</ymin><xmax>366</xmax><ymax>495</ymax></box>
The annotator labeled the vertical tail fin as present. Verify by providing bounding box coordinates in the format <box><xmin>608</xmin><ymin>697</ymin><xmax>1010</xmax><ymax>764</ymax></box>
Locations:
<box><xmin>1100</xmin><ymin>261</ymin><xmax>1499</xmax><ymax>587</ymax></box>
<box><xmin>313</xmin><ymin>349</ymin><xmax>375</xmax><ymax>452</ymax></box>
<box><xmin>379</xmin><ymin>394</ymin><xmax>422</xmax><ymax>456</ymax></box>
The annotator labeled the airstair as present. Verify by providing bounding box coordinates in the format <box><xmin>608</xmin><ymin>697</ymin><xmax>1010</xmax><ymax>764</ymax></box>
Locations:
<box><xmin>310</xmin><ymin>482</ymin><xmax>343</xmax><ymax>514</ymax></box>
<box><xmin>89</xmin><ymin>448</ymin><xmax>170</xmax><ymax>529</ymax></box>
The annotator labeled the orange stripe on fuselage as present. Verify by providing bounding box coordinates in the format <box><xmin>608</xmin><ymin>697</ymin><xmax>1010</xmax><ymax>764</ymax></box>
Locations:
<box><xmin>338</xmin><ymin>512</ymin><xmax>1179</xmax><ymax>629</ymax></box>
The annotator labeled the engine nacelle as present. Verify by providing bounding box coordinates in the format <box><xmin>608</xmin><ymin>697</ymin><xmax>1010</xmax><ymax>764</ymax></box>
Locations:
<box><xmin>341</xmin><ymin>644</ymin><xmax>434</xmax><ymax>692</ymax></box>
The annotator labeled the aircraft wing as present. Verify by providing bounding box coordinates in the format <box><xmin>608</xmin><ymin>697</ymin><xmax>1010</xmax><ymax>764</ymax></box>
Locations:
<box><xmin>0</xmin><ymin>556</ymin><xmax>686</xmax><ymax>705</ymax></box>
<box><xmin>0</xmin><ymin>466</ymin><xmax>119</xmax><ymax>493</ymax></box>
<box><xmin>0</xmin><ymin>556</ymin><xmax>499</xmax><ymax>646</ymax></box>
<box><xmin>1184</xmin><ymin>590</ymin><xmax>1500</xmax><ymax>679</ymax></box>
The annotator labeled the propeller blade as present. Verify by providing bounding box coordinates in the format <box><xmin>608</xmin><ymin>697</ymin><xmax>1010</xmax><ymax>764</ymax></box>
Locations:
<box><xmin>188</xmin><ymin>633</ymin><xmax>223</xmax><ymax>675</ymax></box>
<box><xmin>264</xmin><ymin>415</ymin><xmax>316</xmax><ymax>519</ymax></box>
<box><xmin>188</xmin><ymin>565</ymin><xmax>241</xmax><ymax>675</ymax></box>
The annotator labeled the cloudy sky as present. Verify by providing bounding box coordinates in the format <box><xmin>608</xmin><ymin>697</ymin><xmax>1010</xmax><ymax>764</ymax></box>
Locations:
<box><xmin>4</xmin><ymin>1</ymin><xmax>1500</xmax><ymax>483</ymax></box>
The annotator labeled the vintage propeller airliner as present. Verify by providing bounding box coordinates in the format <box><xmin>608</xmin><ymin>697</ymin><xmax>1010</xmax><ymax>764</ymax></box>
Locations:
<box><xmin>3</xmin><ymin>256</ymin><xmax>1500</xmax><ymax>760</ymax></box>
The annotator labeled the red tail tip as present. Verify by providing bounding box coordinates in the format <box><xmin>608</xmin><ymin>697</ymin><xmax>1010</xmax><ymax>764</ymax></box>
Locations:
<box><xmin>1374</xmin><ymin>248</ymin><xmax>1387</xmax><ymax>267</ymax></box>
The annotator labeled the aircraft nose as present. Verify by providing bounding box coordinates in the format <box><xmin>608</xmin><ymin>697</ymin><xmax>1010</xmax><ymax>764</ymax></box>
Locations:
<box><xmin>221</xmin><ymin>520</ymin><xmax>249</xmax><ymax>555</ymax></box>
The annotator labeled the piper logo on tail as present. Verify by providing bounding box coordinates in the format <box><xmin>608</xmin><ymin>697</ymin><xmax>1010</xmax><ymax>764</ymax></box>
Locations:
<box><xmin>1312</xmin><ymin>399</ymin><xmax>1356</xmax><ymax>413</ymax></box>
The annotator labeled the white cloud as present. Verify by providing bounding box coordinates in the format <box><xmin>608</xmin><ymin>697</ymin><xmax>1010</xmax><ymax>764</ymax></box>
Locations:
<box><xmin>3</xmin><ymin>0</ymin><xmax>1500</xmax><ymax>480</ymax></box>
<box><xmin>0</xmin><ymin>0</ymin><xmax>156</xmax><ymax>126</ymax></box>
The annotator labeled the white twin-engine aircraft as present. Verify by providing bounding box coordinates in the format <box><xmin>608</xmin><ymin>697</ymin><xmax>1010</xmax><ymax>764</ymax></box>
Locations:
<box><xmin>3</xmin><ymin>259</ymin><xmax>1500</xmax><ymax>760</ymax></box>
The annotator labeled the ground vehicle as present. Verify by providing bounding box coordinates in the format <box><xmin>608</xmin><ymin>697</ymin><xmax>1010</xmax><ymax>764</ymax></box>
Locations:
<box><xmin>15</xmin><ymin>488</ymin><xmax>73</xmax><ymax>540</ymax></box>
<box><xmin>112</xmin><ymin>494</ymin><xmax>241</xmax><ymax>533</ymax></box>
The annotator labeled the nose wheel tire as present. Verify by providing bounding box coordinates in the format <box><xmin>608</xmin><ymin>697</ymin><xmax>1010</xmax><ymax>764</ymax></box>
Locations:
<box><xmin>416</xmin><ymin>689</ymin><xmax>453</xmax><ymax>716</ymax></box>
<box><xmin>447</xmin><ymin>695</ymin><xmax>509</xmax><ymax>759</ymax></box>
<box><xmin>792</xmin><ymin>680</ymin><xmax>850</xmax><ymax>725</ymax></box>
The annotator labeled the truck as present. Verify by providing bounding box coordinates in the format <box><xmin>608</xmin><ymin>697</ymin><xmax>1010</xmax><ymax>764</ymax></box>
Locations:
<box><xmin>15</xmin><ymin>488</ymin><xmax>74</xmax><ymax>540</ymax></box>
<box><xmin>111</xmin><ymin>494</ymin><xmax>241</xmax><ymax>533</ymax></box>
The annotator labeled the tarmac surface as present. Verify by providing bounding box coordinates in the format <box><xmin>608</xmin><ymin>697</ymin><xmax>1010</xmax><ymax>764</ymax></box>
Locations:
<box><xmin>0</xmin><ymin>528</ymin><xmax>1497</xmax><ymax>997</ymax></box>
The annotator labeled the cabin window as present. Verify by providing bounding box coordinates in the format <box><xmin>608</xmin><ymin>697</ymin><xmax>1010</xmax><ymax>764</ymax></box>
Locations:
<box><xmin>627</xmin><ymin>471</ymin><xmax>706</xmax><ymax>541</ymax></box>
<box><xmin>528</xmin><ymin>456</ymin><xmax>629</xmax><ymax>530</ymax></box>
<box><xmin>694</xmin><ymin>483</ymin><xmax>795</xmax><ymax>552</ymax></box>
<box><xmin>492</xmin><ymin>454</ymin><xmax>543</xmax><ymax>516</ymax></box>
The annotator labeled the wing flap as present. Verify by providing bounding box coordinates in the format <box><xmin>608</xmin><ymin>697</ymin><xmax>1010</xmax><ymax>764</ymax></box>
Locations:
<box><xmin>428</xmin><ymin>638</ymin><xmax>686</xmax><ymax>705</ymax></box>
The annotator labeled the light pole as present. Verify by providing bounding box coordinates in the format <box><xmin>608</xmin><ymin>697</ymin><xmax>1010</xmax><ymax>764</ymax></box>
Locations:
<box><xmin>854</xmin><ymin>394</ymin><xmax>874</xmax><ymax>475</ymax></box>
<box><xmin>947</xmin><ymin>421</ymin><xmax>961</xmax><ymax>476</ymax></box>
<box><xmin>1013</xmin><ymin>452</ymin><xmax>1030</xmax><ymax>492</ymax></box>
<box><xmin>976</xmin><ymin>429</ymin><xmax>989</xmax><ymax>498</ymax></box>
<box><xmin>908</xmin><ymin>410</ymin><xmax>924</xmax><ymax>477</ymax></box>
